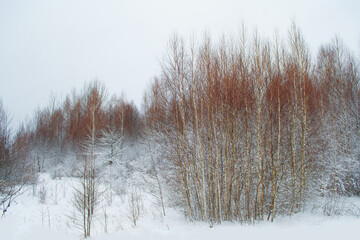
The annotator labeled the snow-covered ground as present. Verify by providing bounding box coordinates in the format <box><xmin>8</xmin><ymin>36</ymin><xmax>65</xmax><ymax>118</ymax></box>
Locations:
<box><xmin>1</xmin><ymin>173</ymin><xmax>359</xmax><ymax>240</ymax></box>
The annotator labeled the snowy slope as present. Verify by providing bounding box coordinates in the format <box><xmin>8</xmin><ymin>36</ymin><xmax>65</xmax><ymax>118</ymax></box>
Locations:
<box><xmin>1</xmin><ymin>173</ymin><xmax>359</xmax><ymax>240</ymax></box>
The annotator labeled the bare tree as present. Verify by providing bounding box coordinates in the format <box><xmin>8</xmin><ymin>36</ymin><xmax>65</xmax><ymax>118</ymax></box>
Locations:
<box><xmin>99</xmin><ymin>125</ymin><xmax>124</xmax><ymax>204</ymax></box>
<box><xmin>72</xmin><ymin>154</ymin><xmax>100</xmax><ymax>238</ymax></box>
<box><xmin>72</xmin><ymin>81</ymin><xmax>105</xmax><ymax>238</ymax></box>
<box><xmin>0</xmin><ymin>99</ymin><xmax>24</xmax><ymax>217</ymax></box>
<box><xmin>127</xmin><ymin>187</ymin><xmax>144</xmax><ymax>227</ymax></box>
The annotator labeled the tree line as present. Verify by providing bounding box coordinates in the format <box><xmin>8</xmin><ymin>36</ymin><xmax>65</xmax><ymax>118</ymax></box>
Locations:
<box><xmin>1</xmin><ymin>23</ymin><xmax>360</xmax><ymax>225</ymax></box>
<box><xmin>143</xmin><ymin>24</ymin><xmax>360</xmax><ymax>223</ymax></box>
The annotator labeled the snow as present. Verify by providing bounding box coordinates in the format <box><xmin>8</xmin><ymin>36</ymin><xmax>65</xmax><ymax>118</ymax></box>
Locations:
<box><xmin>1</xmin><ymin>173</ymin><xmax>359</xmax><ymax>240</ymax></box>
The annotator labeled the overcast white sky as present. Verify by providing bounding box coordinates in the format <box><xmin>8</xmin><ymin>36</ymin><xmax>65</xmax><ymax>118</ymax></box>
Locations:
<box><xmin>0</xmin><ymin>0</ymin><xmax>359</xmax><ymax>127</ymax></box>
